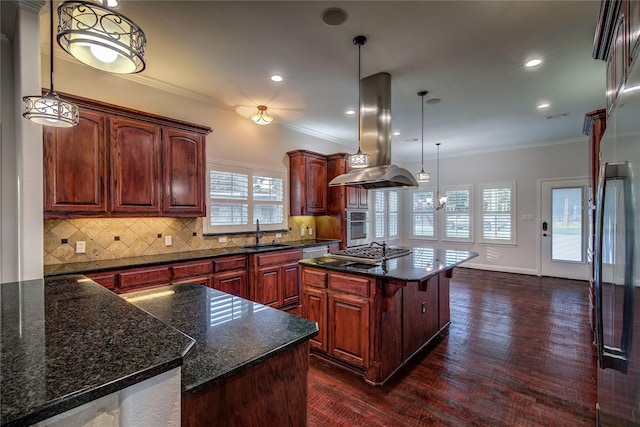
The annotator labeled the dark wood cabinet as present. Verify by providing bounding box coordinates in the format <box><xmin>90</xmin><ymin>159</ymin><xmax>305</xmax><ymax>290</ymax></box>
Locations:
<box><xmin>328</xmin><ymin>291</ymin><xmax>369</xmax><ymax>368</ymax></box>
<box><xmin>43</xmin><ymin>110</ymin><xmax>108</xmax><ymax>217</ymax></box>
<box><xmin>212</xmin><ymin>269</ymin><xmax>247</xmax><ymax>298</ymax></box>
<box><xmin>119</xmin><ymin>265</ymin><xmax>172</xmax><ymax>292</ymax></box>
<box><xmin>85</xmin><ymin>271</ymin><xmax>117</xmax><ymax>290</ymax></box>
<box><xmin>43</xmin><ymin>92</ymin><xmax>211</xmax><ymax>218</ymax></box>
<box><xmin>162</xmin><ymin>128</ymin><xmax>206</xmax><ymax>216</ymax></box>
<box><xmin>249</xmin><ymin>248</ymin><xmax>302</xmax><ymax>309</ymax></box>
<box><xmin>402</xmin><ymin>277</ymin><xmax>439</xmax><ymax>360</ymax></box>
<box><xmin>110</xmin><ymin>117</ymin><xmax>162</xmax><ymax>214</ymax></box>
<box><xmin>287</xmin><ymin>150</ymin><xmax>328</xmax><ymax>215</ymax></box>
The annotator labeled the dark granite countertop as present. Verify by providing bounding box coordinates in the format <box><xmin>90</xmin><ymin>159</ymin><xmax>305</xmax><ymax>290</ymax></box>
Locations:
<box><xmin>299</xmin><ymin>247</ymin><xmax>478</xmax><ymax>281</ymax></box>
<box><xmin>1</xmin><ymin>276</ymin><xmax>194</xmax><ymax>427</ymax></box>
<box><xmin>122</xmin><ymin>284</ymin><xmax>318</xmax><ymax>395</ymax></box>
<box><xmin>43</xmin><ymin>239</ymin><xmax>340</xmax><ymax>277</ymax></box>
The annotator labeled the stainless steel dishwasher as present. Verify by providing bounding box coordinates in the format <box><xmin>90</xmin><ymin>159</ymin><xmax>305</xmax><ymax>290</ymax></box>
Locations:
<box><xmin>302</xmin><ymin>245</ymin><xmax>329</xmax><ymax>259</ymax></box>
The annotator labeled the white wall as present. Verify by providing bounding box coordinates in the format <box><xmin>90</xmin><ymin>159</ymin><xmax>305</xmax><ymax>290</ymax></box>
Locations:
<box><xmin>398</xmin><ymin>141</ymin><xmax>589</xmax><ymax>275</ymax></box>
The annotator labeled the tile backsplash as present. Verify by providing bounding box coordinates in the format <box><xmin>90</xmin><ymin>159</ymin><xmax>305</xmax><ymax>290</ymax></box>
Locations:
<box><xmin>44</xmin><ymin>216</ymin><xmax>317</xmax><ymax>265</ymax></box>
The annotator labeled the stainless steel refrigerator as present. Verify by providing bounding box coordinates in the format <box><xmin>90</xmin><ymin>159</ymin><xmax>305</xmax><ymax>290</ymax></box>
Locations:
<box><xmin>594</xmin><ymin>56</ymin><xmax>640</xmax><ymax>426</ymax></box>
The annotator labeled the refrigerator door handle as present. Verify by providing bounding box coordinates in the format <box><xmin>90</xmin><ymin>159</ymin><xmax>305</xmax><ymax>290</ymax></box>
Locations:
<box><xmin>594</xmin><ymin>161</ymin><xmax>634</xmax><ymax>374</ymax></box>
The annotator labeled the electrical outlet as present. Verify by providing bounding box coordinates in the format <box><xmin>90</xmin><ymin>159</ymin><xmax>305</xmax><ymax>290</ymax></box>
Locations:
<box><xmin>219</xmin><ymin>236</ymin><xmax>228</xmax><ymax>243</ymax></box>
<box><xmin>300</xmin><ymin>227</ymin><xmax>305</xmax><ymax>237</ymax></box>
<box><xmin>308</xmin><ymin>227</ymin><xmax>313</xmax><ymax>235</ymax></box>
<box><xmin>75</xmin><ymin>241</ymin><xmax>86</xmax><ymax>254</ymax></box>
<box><xmin>276</xmin><ymin>233</ymin><xmax>282</xmax><ymax>238</ymax></box>
<box><xmin>165</xmin><ymin>236</ymin><xmax>172</xmax><ymax>246</ymax></box>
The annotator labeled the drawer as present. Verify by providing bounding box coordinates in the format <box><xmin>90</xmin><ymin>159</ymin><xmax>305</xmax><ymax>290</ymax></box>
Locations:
<box><xmin>254</xmin><ymin>249</ymin><xmax>302</xmax><ymax>267</ymax></box>
<box><xmin>85</xmin><ymin>272</ymin><xmax>117</xmax><ymax>290</ymax></box>
<box><xmin>119</xmin><ymin>266</ymin><xmax>171</xmax><ymax>289</ymax></box>
<box><xmin>302</xmin><ymin>268</ymin><xmax>327</xmax><ymax>288</ymax></box>
<box><xmin>172</xmin><ymin>260</ymin><xmax>212</xmax><ymax>279</ymax></box>
<box><xmin>328</xmin><ymin>273</ymin><xmax>370</xmax><ymax>297</ymax></box>
<box><xmin>213</xmin><ymin>255</ymin><xmax>247</xmax><ymax>273</ymax></box>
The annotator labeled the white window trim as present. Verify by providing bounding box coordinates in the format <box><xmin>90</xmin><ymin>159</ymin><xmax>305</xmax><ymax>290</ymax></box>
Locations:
<box><xmin>372</xmin><ymin>189</ymin><xmax>400</xmax><ymax>242</ymax></box>
<box><xmin>204</xmin><ymin>159</ymin><xmax>288</xmax><ymax>235</ymax></box>
<box><xmin>477</xmin><ymin>181</ymin><xmax>516</xmax><ymax>245</ymax></box>
<box><xmin>409</xmin><ymin>186</ymin><xmax>438</xmax><ymax>241</ymax></box>
<box><xmin>441</xmin><ymin>184</ymin><xmax>473</xmax><ymax>243</ymax></box>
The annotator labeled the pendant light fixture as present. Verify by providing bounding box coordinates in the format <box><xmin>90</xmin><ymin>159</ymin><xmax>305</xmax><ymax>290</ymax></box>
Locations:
<box><xmin>348</xmin><ymin>35</ymin><xmax>370</xmax><ymax>169</ymax></box>
<box><xmin>435</xmin><ymin>142</ymin><xmax>447</xmax><ymax>210</ymax></box>
<box><xmin>22</xmin><ymin>0</ymin><xmax>79</xmax><ymax>128</ymax></box>
<box><xmin>251</xmin><ymin>105</ymin><xmax>275</xmax><ymax>125</ymax></box>
<box><xmin>415</xmin><ymin>90</ymin><xmax>431</xmax><ymax>183</ymax></box>
<box><xmin>57</xmin><ymin>0</ymin><xmax>146</xmax><ymax>74</ymax></box>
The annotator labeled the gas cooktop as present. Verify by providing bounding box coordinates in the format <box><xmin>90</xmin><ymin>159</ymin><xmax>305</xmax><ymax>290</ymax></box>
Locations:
<box><xmin>329</xmin><ymin>246</ymin><xmax>412</xmax><ymax>264</ymax></box>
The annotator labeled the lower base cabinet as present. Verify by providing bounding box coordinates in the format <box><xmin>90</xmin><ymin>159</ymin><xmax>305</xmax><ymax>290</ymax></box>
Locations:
<box><xmin>249</xmin><ymin>249</ymin><xmax>302</xmax><ymax>309</ymax></box>
<box><xmin>301</xmin><ymin>266</ymin><xmax>452</xmax><ymax>385</ymax></box>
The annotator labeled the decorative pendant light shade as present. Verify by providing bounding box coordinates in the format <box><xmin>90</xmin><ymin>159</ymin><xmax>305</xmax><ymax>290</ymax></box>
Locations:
<box><xmin>435</xmin><ymin>142</ymin><xmax>447</xmax><ymax>210</ymax></box>
<box><xmin>348</xmin><ymin>35</ymin><xmax>370</xmax><ymax>169</ymax></box>
<box><xmin>251</xmin><ymin>105</ymin><xmax>275</xmax><ymax>125</ymax></box>
<box><xmin>57</xmin><ymin>1</ymin><xmax>146</xmax><ymax>74</ymax></box>
<box><xmin>415</xmin><ymin>90</ymin><xmax>431</xmax><ymax>183</ymax></box>
<box><xmin>22</xmin><ymin>0</ymin><xmax>79</xmax><ymax>128</ymax></box>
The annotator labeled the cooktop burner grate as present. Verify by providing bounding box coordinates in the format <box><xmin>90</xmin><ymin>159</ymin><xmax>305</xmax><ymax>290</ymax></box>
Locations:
<box><xmin>329</xmin><ymin>246</ymin><xmax>412</xmax><ymax>263</ymax></box>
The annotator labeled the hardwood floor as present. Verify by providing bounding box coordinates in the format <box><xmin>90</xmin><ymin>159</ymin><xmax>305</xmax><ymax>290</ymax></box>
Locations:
<box><xmin>307</xmin><ymin>268</ymin><xmax>597</xmax><ymax>426</ymax></box>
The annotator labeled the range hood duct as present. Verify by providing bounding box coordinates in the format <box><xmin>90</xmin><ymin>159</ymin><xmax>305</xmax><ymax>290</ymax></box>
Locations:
<box><xmin>329</xmin><ymin>72</ymin><xmax>418</xmax><ymax>189</ymax></box>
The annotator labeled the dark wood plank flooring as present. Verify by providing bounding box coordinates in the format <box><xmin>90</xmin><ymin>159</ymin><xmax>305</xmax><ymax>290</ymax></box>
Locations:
<box><xmin>307</xmin><ymin>268</ymin><xmax>597</xmax><ymax>426</ymax></box>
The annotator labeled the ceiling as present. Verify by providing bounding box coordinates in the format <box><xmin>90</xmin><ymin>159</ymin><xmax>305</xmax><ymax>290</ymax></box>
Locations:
<box><xmin>53</xmin><ymin>1</ymin><xmax>607</xmax><ymax>162</ymax></box>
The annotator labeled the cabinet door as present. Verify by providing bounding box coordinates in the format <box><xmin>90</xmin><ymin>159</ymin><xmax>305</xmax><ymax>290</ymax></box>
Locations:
<box><xmin>305</xmin><ymin>157</ymin><xmax>327</xmax><ymax>214</ymax></box>
<box><xmin>44</xmin><ymin>110</ymin><xmax>108</xmax><ymax>217</ymax></box>
<box><xmin>281</xmin><ymin>262</ymin><xmax>300</xmax><ymax>306</ymax></box>
<box><xmin>328</xmin><ymin>292</ymin><xmax>369</xmax><ymax>367</ymax></box>
<box><xmin>162</xmin><ymin>128</ymin><xmax>205</xmax><ymax>216</ymax></box>
<box><xmin>254</xmin><ymin>265</ymin><xmax>280</xmax><ymax>307</ymax></box>
<box><xmin>358</xmin><ymin>188</ymin><xmax>368</xmax><ymax>209</ymax></box>
<box><xmin>213</xmin><ymin>269</ymin><xmax>247</xmax><ymax>299</ymax></box>
<box><xmin>303</xmin><ymin>286</ymin><xmax>327</xmax><ymax>351</ymax></box>
<box><xmin>110</xmin><ymin>117</ymin><xmax>161</xmax><ymax>214</ymax></box>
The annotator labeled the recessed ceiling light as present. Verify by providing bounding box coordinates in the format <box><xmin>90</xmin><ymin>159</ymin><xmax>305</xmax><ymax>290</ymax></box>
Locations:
<box><xmin>525</xmin><ymin>58</ymin><xmax>543</xmax><ymax>68</ymax></box>
<box><xmin>393</xmin><ymin>131</ymin><xmax>401</xmax><ymax>136</ymax></box>
<box><xmin>537</xmin><ymin>102</ymin><xmax>550</xmax><ymax>109</ymax></box>
<box><xmin>426</xmin><ymin>98</ymin><xmax>441</xmax><ymax>105</ymax></box>
<box><xmin>346</xmin><ymin>110</ymin><xmax>356</xmax><ymax>115</ymax></box>
<box><xmin>271</xmin><ymin>75</ymin><xmax>283</xmax><ymax>82</ymax></box>
<box><xmin>321</xmin><ymin>8</ymin><xmax>348</xmax><ymax>26</ymax></box>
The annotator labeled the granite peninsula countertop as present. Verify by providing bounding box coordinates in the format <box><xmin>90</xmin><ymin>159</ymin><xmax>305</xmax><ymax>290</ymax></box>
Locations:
<box><xmin>1</xmin><ymin>276</ymin><xmax>194</xmax><ymax>427</ymax></box>
<box><xmin>299</xmin><ymin>247</ymin><xmax>478</xmax><ymax>281</ymax></box>
<box><xmin>44</xmin><ymin>239</ymin><xmax>340</xmax><ymax>277</ymax></box>
<box><xmin>122</xmin><ymin>284</ymin><xmax>319</xmax><ymax>395</ymax></box>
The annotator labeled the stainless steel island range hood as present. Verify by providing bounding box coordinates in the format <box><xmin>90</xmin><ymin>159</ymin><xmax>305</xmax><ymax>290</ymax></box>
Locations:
<box><xmin>329</xmin><ymin>72</ymin><xmax>418</xmax><ymax>189</ymax></box>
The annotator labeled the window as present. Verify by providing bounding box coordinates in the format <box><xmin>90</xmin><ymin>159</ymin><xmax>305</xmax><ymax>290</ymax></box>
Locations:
<box><xmin>205</xmin><ymin>161</ymin><xmax>286</xmax><ymax>234</ymax></box>
<box><xmin>411</xmin><ymin>190</ymin><xmax>435</xmax><ymax>239</ymax></box>
<box><xmin>443</xmin><ymin>186</ymin><xmax>472</xmax><ymax>241</ymax></box>
<box><xmin>480</xmin><ymin>182</ymin><xmax>515</xmax><ymax>244</ymax></box>
<box><xmin>373</xmin><ymin>190</ymin><xmax>399</xmax><ymax>241</ymax></box>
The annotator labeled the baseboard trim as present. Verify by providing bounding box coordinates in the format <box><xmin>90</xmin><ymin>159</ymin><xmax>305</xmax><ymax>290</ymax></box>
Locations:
<box><xmin>458</xmin><ymin>263</ymin><xmax>539</xmax><ymax>276</ymax></box>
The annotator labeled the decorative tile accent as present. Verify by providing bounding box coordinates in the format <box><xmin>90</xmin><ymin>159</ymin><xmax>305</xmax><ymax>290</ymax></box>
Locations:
<box><xmin>43</xmin><ymin>216</ymin><xmax>319</xmax><ymax>264</ymax></box>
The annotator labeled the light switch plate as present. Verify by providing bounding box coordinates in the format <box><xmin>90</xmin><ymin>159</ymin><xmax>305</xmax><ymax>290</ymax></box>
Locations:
<box><xmin>75</xmin><ymin>241</ymin><xmax>86</xmax><ymax>254</ymax></box>
<box><xmin>165</xmin><ymin>236</ymin><xmax>172</xmax><ymax>246</ymax></box>
<box><xmin>219</xmin><ymin>236</ymin><xmax>228</xmax><ymax>243</ymax></box>
<box><xmin>300</xmin><ymin>227</ymin><xmax>306</xmax><ymax>237</ymax></box>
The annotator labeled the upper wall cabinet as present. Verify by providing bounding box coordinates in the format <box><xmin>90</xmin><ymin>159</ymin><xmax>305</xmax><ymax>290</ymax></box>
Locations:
<box><xmin>43</xmin><ymin>93</ymin><xmax>211</xmax><ymax>219</ymax></box>
<box><xmin>594</xmin><ymin>0</ymin><xmax>640</xmax><ymax>115</ymax></box>
<box><xmin>44</xmin><ymin>110</ymin><xmax>108</xmax><ymax>215</ymax></box>
<box><xmin>288</xmin><ymin>150</ymin><xmax>327</xmax><ymax>215</ymax></box>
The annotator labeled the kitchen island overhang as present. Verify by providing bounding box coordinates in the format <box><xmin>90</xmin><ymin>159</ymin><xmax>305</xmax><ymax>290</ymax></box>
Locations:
<box><xmin>299</xmin><ymin>247</ymin><xmax>478</xmax><ymax>385</ymax></box>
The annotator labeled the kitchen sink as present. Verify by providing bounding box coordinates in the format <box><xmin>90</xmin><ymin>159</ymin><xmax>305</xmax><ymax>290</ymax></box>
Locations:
<box><xmin>242</xmin><ymin>243</ymin><xmax>292</xmax><ymax>250</ymax></box>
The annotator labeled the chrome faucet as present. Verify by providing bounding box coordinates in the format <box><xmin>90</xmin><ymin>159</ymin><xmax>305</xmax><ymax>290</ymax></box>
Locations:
<box><xmin>369</xmin><ymin>241</ymin><xmax>387</xmax><ymax>261</ymax></box>
<box><xmin>255</xmin><ymin>219</ymin><xmax>265</xmax><ymax>245</ymax></box>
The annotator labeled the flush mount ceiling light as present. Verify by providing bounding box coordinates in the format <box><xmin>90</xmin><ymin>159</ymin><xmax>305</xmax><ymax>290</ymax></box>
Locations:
<box><xmin>23</xmin><ymin>0</ymin><xmax>79</xmax><ymax>128</ymax></box>
<box><xmin>415</xmin><ymin>90</ymin><xmax>431</xmax><ymax>183</ymax></box>
<box><xmin>251</xmin><ymin>105</ymin><xmax>275</xmax><ymax>125</ymax></box>
<box><xmin>57</xmin><ymin>0</ymin><xmax>146</xmax><ymax>74</ymax></box>
<box><xmin>537</xmin><ymin>102</ymin><xmax>551</xmax><ymax>109</ymax></box>
<box><xmin>348</xmin><ymin>35</ymin><xmax>370</xmax><ymax>169</ymax></box>
<box><xmin>270</xmin><ymin>74</ymin><xmax>283</xmax><ymax>82</ymax></box>
<box><xmin>525</xmin><ymin>58</ymin><xmax>543</xmax><ymax>68</ymax></box>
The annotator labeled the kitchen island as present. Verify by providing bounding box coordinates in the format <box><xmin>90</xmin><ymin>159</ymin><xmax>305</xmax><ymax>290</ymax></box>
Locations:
<box><xmin>123</xmin><ymin>284</ymin><xmax>318</xmax><ymax>427</ymax></box>
<box><xmin>299</xmin><ymin>247</ymin><xmax>477</xmax><ymax>385</ymax></box>
<box><xmin>1</xmin><ymin>277</ymin><xmax>317</xmax><ymax>426</ymax></box>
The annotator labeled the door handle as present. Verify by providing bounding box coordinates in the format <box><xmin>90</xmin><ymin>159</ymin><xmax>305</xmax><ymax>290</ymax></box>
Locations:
<box><xmin>594</xmin><ymin>161</ymin><xmax>633</xmax><ymax>374</ymax></box>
